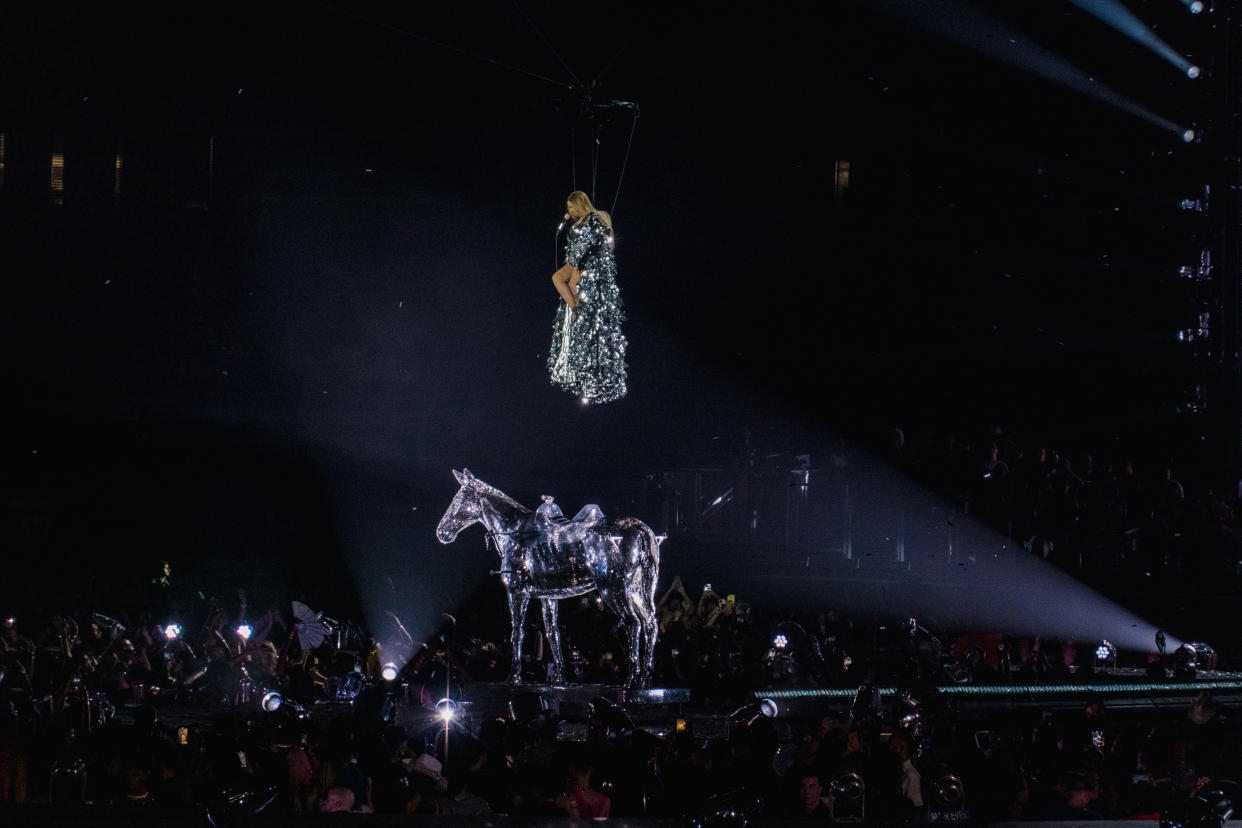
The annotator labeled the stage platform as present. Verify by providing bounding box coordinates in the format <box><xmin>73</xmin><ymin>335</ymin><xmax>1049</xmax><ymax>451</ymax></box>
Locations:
<box><xmin>116</xmin><ymin>669</ymin><xmax>1242</xmax><ymax>740</ymax></box>
<box><xmin>393</xmin><ymin>670</ymin><xmax>1242</xmax><ymax>742</ymax></box>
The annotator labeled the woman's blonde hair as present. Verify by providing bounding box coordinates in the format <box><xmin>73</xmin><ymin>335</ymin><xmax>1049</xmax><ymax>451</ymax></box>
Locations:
<box><xmin>568</xmin><ymin>190</ymin><xmax>612</xmax><ymax>231</ymax></box>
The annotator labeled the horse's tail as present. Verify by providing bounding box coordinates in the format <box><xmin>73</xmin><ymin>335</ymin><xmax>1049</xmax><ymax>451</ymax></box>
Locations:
<box><xmin>630</xmin><ymin>518</ymin><xmax>663</xmax><ymax>567</ymax></box>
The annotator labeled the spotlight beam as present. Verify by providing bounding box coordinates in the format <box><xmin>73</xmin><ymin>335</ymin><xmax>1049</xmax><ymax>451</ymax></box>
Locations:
<box><xmin>865</xmin><ymin>0</ymin><xmax>1185</xmax><ymax>136</ymax></box>
<box><xmin>703</xmin><ymin>433</ymin><xmax>1183</xmax><ymax>655</ymax></box>
<box><xmin>1066</xmin><ymin>0</ymin><xmax>1199</xmax><ymax>76</ymax></box>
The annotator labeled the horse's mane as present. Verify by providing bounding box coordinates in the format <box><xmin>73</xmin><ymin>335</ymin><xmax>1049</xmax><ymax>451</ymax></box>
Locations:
<box><xmin>468</xmin><ymin>477</ymin><xmax>531</xmax><ymax>514</ymax></box>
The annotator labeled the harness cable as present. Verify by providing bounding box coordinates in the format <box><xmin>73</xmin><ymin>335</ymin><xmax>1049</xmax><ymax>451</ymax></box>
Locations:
<box><xmin>592</xmin><ymin>121</ymin><xmax>601</xmax><ymax>205</ymax></box>
<box><xmin>312</xmin><ymin>3</ymin><xmax>638</xmax><ymax>258</ymax></box>
<box><xmin>511</xmin><ymin>0</ymin><xmax>585</xmax><ymax>89</ymax></box>
<box><xmin>610</xmin><ymin>103</ymin><xmax>639</xmax><ymax>217</ymax></box>
<box><xmin>311</xmin><ymin>1</ymin><xmax>575</xmax><ymax>91</ymax></box>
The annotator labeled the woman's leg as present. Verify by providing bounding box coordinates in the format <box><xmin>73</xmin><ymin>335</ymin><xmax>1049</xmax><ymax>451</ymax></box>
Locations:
<box><xmin>552</xmin><ymin>264</ymin><xmax>577</xmax><ymax>307</ymax></box>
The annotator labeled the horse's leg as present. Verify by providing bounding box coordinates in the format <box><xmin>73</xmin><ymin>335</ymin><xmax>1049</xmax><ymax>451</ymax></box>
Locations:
<box><xmin>639</xmin><ymin>549</ymin><xmax>659</xmax><ymax>685</ymax></box>
<box><xmin>596</xmin><ymin>587</ymin><xmax>634</xmax><ymax>687</ymax></box>
<box><xmin>641</xmin><ymin>604</ymin><xmax>658</xmax><ymax>685</ymax></box>
<box><xmin>540</xmin><ymin>598</ymin><xmax>566</xmax><ymax>685</ymax></box>
<box><xmin>507</xmin><ymin>590</ymin><xmax>530</xmax><ymax>684</ymax></box>
<box><xmin>624</xmin><ymin>607</ymin><xmax>643</xmax><ymax>689</ymax></box>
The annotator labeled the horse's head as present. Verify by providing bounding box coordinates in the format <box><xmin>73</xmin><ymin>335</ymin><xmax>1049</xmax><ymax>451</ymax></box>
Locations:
<box><xmin>436</xmin><ymin>468</ymin><xmax>483</xmax><ymax>544</ymax></box>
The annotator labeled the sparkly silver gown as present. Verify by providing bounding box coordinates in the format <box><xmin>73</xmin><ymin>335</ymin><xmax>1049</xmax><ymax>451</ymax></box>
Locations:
<box><xmin>547</xmin><ymin>212</ymin><xmax>628</xmax><ymax>403</ymax></box>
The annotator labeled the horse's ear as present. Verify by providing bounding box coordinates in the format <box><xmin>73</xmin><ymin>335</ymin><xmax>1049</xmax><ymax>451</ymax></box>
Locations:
<box><xmin>452</xmin><ymin>469</ymin><xmax>465</xmax><ymax>484</ymax></box>
<box><xmin>461</xmin><ymin>468</ymin><xmax>475</xmax><ymax>481</ymax></box>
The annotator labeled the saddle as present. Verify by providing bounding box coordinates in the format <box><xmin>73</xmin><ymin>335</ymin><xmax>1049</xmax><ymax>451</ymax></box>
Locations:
<box><xmin>531</xmin><ymin>495</ymin><xmax>605</xmax><ymax>549</ymax></box>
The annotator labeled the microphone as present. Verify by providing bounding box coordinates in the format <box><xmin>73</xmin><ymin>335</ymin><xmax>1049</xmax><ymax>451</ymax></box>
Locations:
<box><xmin>557</xmin><ymin>212</ymin><xmax>569</xmax><ymax>232</ymax></box>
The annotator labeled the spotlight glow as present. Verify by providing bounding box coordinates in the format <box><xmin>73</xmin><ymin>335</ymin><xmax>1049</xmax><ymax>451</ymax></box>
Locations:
<box><xmin>236</xmin><ymin>623</ymin><xmax>253</xmax><ymax>641</ymax></box>
<box><xmin>261</xmin><ymin>691</ymin><xmax>283</xmax><ymax>712</ymax></box>
<box><xmin>1190</xmin><ymin>1</ymin><xmax>1204</xmax><ymax>13</ymax></box>
<box><xmin>1187</xmin><ymin>65</ymin><xmax>1201</xmax><ymax>79</ymax></box>
<box><xmin>163</xmin><ymin>623</ymin><xmax>182</xmax><ymax>640</ymax></box>
<box><xmin>773</xmin><ymin>633</ymin><xmax>789</xmax><ymax>649</ymax></box>
<box><xmin>1183</xmin><ymin>129</ymin><xmax>1197</xmax><ymax>142</ymax></box>
<box><xmin>1066</xmin><ymin>0</ymin><xmax>1201</xmax><ymax>79</ymax></box>
<box><xmin>871</xmin><ymin>0</ymin><xmax>1185</xmax><ymax>136</ymax></box>
<box><xmin>381</xmin><ymin>662</ymin><xmax>399</xmax><ymax>681</ymax></box>
<box><xmin>435</xmin><ymin>697</ymin><xmax>457</xmax><ymax>723</ymax></box>
<box><xmin>722</xmin><ymin>432</ymin><xmax>1181</xmax><ymax>655</ymax></box>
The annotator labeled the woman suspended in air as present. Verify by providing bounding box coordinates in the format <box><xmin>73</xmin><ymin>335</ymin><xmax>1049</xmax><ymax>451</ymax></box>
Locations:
<box><xmin>547</xmin><ymin>190</ymin><xmax>628</xmax><ymax>404</ymax></box>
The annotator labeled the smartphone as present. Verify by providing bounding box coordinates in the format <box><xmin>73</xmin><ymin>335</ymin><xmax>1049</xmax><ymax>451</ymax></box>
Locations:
<box><xmin>178</xmin><ymin>726</ymin><xmax>188</xmax><ymax>745</ymax></box>
<box><xmin>237</xmin><ymin>750</ymin><xmax>248</xmax><ymax>769</ymax></box>
<box><xmin>1091</xmin><ymin>730</ymin><xmax>1104</xmax><ymax>749</ymax></box>
<box><xmin>675</xmin><ymin>718</ymin><xmax>687</xmax><ymax>733</ymax></box>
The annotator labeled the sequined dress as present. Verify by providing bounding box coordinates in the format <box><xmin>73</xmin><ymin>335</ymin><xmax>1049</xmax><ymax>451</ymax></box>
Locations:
<box><xmin>548</xmin><ymin>212</ymin><xmax>628</xmax><ymax>403</ymax></box>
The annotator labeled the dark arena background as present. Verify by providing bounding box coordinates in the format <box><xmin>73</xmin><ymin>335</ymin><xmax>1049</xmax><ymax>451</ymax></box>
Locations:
<box><xmin>6</xmin><ymin>0</ymin><xmax>1242</xmax><ymax>824</ymax></box>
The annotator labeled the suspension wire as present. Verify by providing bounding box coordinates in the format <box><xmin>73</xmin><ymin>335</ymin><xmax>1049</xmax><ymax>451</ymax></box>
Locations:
<box><xmin>609</xmin><ymin>106</ymin><xmax>640</xmax><ymax>217</ymax></box>
<box><xmin>570</xmin><ymin>126</ymin><xmax>577</xmax><ymax>192</ymax></box>
<box><xmin>592</xmin><ymin>41</ymin><xmax>629</xmax><ymax>88</ymax></box>
<box><xmin>591</xmin><ymin>121</ymin><xmax>601</xmax><ymax>205</ymax></box>
<box><xmin>511</xmin><ymin>0</ymin><xmax>585</xmax><ymax>89</ymax></box>
<box><xmin>311</xmin><ymin>1</ymin><xmax>574</xmax><ymax>91</ymax></box>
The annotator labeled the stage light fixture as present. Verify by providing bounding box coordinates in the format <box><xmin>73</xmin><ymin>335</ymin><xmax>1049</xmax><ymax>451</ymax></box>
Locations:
<box><xmin>261</xmin><ymin>690</ymin><xmax>283</xmax><ymax>712</ymax></box>
<box><xmin>829</xmin><ymin>772</ymin><xmax>865</xmax><ymax>822</ymax></box>
<box><xmin>1177</xmin><ymin>311</ymin><xmax>1212</xmax><ymax>342</ymax></box>
<box><xmin>588</xmin><ymin>696</ymin><xmax>635</xmax><ymax>741</ymax></box>
<box><xmin>1173</xmin><ymin>644</ymin><xmax>1199</xmax><ymax>679</ymax></box>
<box><xmin>435</xmin><ymin>697</ymin><xmax>457</xmax><ymax>723</ymax></box>
<box><xmin>163</xmin><ymin>624</ymin><xmax>182</xmax><ymax>640</ymax></box>
<box><xmin>381</xmin><ymin>662</ymin><xmax>399</xmax><ymax>681</ymax></box>
<box><xmin>1188</xmin><ymin>65</ymin><xmax>1201</xmax><ymax>79</ymax></box>
<box><xmin>729</xmin><ymin>698</ymin><xmax>778</xmax><ymax>728</ymax></box>
<box><xmin>507</xmin><ymin>692</ymin><xmax>551</xmax><ymax>725</ymax></box>
<box><xmin>1190</xmin><ymin>0</ymin><xmax>1205</xmax><ymax>12</ymax></box>
<box><xmin>929</xmin><ymin>774</ymin><xmax>966</xmax><ymax>814</ymax></box>
<box><xmin>1095</xmin><ymin>640</ymin><xmax>1117</xmax><ymax>672</ymax></box>
<box><xmin>773</xmin><ymin>633</ymin><xmax>789</xmax><ymax>649</ymax></box>
<box><xmin>1177</xmin><ymin>250</ymin><xmax>1212</xmax><ymax>282</ymax></box>
<box><xmin>1169</xmin><ymin>782</ymin><xmax>1236</xmax><ymax>828</ymax></box>
<box><xmin>236</xmin><ymin>623</ymin><xmax>253</xmax><ymax>641</ymax></box>
<box><xmin>1183</xmin><ymin>128</ymin><xmax>1198</xmax><ymax>142</ymax></box>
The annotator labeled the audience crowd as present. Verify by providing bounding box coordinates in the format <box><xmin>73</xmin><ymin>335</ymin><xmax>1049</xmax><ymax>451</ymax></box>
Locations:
<box><xmin>0</xmin><ymin>562</ymin><xmax>1235</xmax><ymax>823</ymax></box>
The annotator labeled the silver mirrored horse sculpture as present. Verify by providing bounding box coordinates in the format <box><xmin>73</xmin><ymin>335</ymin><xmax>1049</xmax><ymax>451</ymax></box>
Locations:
<box><xmin>436</xmin><ymin>468</ymin><xmax>662</xmax><ymax>687</ymax></box>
